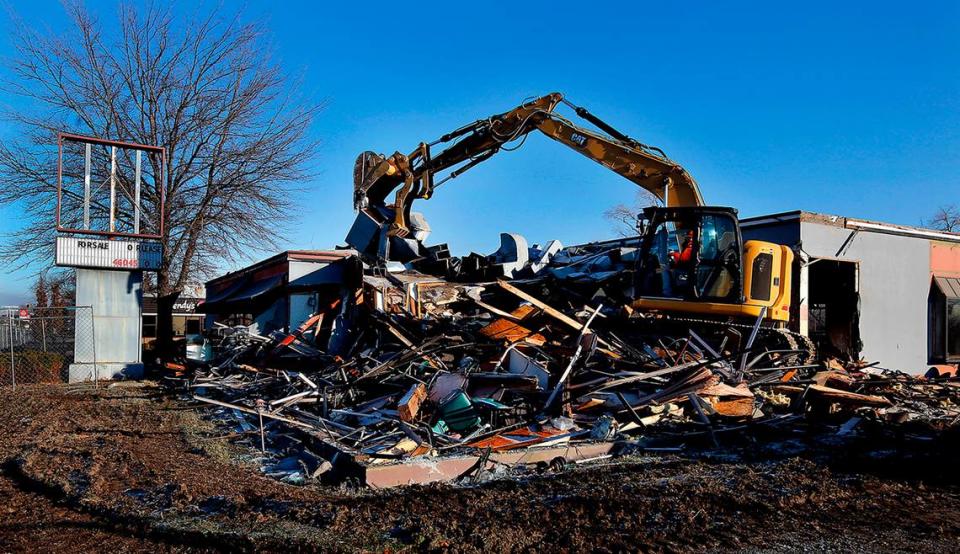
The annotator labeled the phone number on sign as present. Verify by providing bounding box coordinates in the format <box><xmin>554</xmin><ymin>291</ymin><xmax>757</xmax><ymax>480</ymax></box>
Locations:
<box><xmin>112</xmin><ymin>258</ymin><xmax>141</xmax><ymax>268</ymax></box>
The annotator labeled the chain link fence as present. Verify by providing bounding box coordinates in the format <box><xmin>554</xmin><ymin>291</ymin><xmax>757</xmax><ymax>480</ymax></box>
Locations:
<box><xmin>0</xmin><ymin>306</ymin><xmax>96</xmax><ymax>388</ymax></box>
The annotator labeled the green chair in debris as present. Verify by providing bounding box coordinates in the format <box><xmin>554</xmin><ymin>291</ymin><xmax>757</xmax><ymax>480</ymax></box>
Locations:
<box><xmin>472</xmin><ymin>396</ymin><xmax>513</xmax><ymax>428</ymax></box>
<box><xmin>439</xmin><ymin>390</ymin><xmax>482</xmax><ymax>433</ymax></box>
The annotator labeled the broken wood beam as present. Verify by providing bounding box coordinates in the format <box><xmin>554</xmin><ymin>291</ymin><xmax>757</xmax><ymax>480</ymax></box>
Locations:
<box><xmin>497</xmin><ymin>279</ymin><xmax>584</xmax><ymax>331</ymax></box>
<box><xmin>806</xmin><ymin>384</ymin><xmax>893</xmax><ymax>407</ymax></box>
<box><xmin>397</xmin><ymin>383</ymin><xmax>427</xmax><ymax>422</ymax></box>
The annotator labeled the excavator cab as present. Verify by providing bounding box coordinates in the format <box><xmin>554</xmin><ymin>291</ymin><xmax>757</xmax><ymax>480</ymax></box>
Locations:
<box><xmin>635</xmin><ymin>207</ymin><xmax>741</xmax><ymax>302</ymax></box>
<box><xmin>633</xmin><ymin>206</ymin><xmax>794</xmax><ymax>325</ymax></box>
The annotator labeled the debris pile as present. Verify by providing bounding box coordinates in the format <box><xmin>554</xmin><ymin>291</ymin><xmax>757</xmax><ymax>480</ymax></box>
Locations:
<box><xmin>176</xmin><ymin>88</ymin><xmax>960</xmax><ymax>488</ymax></box>
<box><xmin>798</xmin><ymin>362</ymin><xmax>960</xmax><ymax>440</ymax></box>
<box><xmin>180</xmin><ymin>247</ymin><xmax>956</xmax><ymax>488</ymax></box>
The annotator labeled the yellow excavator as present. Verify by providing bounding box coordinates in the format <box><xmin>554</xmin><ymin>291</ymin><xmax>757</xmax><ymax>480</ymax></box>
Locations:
<box><xmin>352</xmin><ymin>92</ymin><xmax>793</xmax><ymax>329</ymax></box>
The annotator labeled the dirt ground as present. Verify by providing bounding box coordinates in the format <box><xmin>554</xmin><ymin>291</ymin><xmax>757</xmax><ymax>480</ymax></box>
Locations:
<box><xmin>1</xmin><ymin>382</ymin><xmax>959</xmax><ymax>553</ymax></box>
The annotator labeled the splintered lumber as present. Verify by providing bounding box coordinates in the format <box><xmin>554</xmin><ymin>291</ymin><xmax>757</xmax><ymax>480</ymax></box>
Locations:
<box><xmin>510</xmin><ymin>304</ymin><xmax>539</xmax><ymax>320</ymax></box>
<box><xmin>593</xmin><ymin>360</ymin><xmax>701</xmax><ymax>392</ymax></box>
<box><xmin>397</xmin><ymin>383</ymin><xmax>427</xmax><ymax>422</ymax></box>
<box><xmin>700</xmin><ymin>382</ymin><xmax>756</xmax><ymax>418</ymax></box>
<box><xmin>497</xmin><ymin>280</ymin><xmax>622</xmax><ymax>357</ymax></box>
<box><xmin>186</xmin><ymin>238</ymin><xmax>960</xmax><ymax>491</ymax></box>
<box><xmin>699</xmin><ymin>382</ymin><xmax>754</xmax><ymax>398</ymax></box>
<box><xmin>479</xmin><ymin>304</ymin><xmax>546</xmax><ymax>344</ymax></box>
<box><xmin>807</xmin><ymin>384</ymin><xmax>892</xmax><ymax>407</ymax></box>
<box><xmin>465</xmin><ymin>286</ymin><xmax>527</xmax><ymax>321</ymax></box>
<box><xmin>709</xmin><ymin>397</ymin><xmax>756</xmax><ymax>418</ymax></box>
<box><xmin>479</xmin><ymin>318</ymin><xmax>546</xmax><ymax>345</ymax></box>
<box><xmin>497</xmin><ymin>279</ymin><xmax>583</xmax><ymax>331</ymax></box>
<box><xmin>811</xmin><ymin>370</ymin><xmax>856</xmax><ymax>390</ymax></box>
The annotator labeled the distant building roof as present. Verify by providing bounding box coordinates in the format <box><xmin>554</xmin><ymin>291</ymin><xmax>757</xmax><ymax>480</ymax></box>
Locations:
<box><xmin>741</xmin><ymin>210</ymin><xmax>960</xmax><ymax>244</ymax></box>
<box><xmin>205</xmin><ymin>250</ymin><xmax>356</xmax><ymax>288</ymax></box>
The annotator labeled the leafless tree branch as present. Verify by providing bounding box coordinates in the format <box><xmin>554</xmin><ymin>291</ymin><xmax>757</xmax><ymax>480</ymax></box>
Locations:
<box><xmin>603</xmin><ymin>190</ymin><xmax>658</xmax><ymax>237</ymax></box>
<box><xmin>927</xmin><ymin>205</ymin><xmax>960</xmax><ymax>233</ymax></box>
<box><xmin>0</xmin><ymin>1</ymin><xmax>323</xmax><ymax>294</ymax></box>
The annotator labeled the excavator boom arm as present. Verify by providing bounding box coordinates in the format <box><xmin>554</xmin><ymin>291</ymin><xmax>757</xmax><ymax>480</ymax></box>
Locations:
<box><xmin>534</xmin><ymin>114</ymin><xmax>704</xmax><ymax>208</ymax></box>
<box><xmin>353</xmin><ymin>93</ymin><xmax>704</xmax><ymax>237</ymax></box>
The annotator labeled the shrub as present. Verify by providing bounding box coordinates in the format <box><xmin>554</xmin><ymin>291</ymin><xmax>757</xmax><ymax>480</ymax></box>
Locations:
<box><xmin>0</xmin><ymin>350</ymin><xmax>66</xmax><ymax>384</ymax></box>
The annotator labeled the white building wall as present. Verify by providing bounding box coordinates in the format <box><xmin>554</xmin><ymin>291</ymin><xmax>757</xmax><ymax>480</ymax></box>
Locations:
<box><xmin>800</xmin><ymin>222</ymin><xmax>931</xmax><ymax>373</ymax></box>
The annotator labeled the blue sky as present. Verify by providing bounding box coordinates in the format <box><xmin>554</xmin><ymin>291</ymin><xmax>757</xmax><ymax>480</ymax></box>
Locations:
<box><xmin>0</xmin><ymin>1</ymin><xmax>958</xmax><ymax>304</ymax></box>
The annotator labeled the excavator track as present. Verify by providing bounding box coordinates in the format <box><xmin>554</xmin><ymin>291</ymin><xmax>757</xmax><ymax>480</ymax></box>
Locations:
<box><xmin>631</xmin><ymin>313</ymin><xmax>818</xmax><ymax>370</ymax></box>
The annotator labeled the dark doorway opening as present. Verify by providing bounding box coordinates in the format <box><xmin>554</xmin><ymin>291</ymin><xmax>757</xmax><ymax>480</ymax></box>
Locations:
<box><xmin>929</xmin><ymin>276</ymin><xmax>960</xmax><ymax>364</ymax></box>
<box><xmin>808</xmin><ymin>259</ymin><xmax>862</xmax><ymax>360</ymax></box>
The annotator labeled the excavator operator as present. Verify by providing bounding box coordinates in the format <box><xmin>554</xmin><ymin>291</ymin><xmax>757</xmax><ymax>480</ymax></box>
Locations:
<box><xmin>665</xmin><ymin>223</ymin><xmax>698</xmax><ymax>297</ymax></box>
<box><xmin>670</xmin><ymin>229</ymin><xmax>696</xmax><ymax>268</ymax></box>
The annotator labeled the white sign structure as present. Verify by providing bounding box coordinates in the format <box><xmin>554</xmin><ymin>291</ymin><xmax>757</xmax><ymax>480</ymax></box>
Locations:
<box><xmin>55</xmin><ymin>236</ymin><xmax>162</xmax><ymax>271</ymax></box>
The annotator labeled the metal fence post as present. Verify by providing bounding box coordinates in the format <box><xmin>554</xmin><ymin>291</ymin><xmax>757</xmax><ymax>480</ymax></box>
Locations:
<box><xmin>90</xmin><ymin>307</ymin><xmax>98</xmax><ymax>389</ymax></box>
<box><xmin>0</xmin><ymin>306</ymin><xmax>97</xmax><ymax>386</ymax></box>
<box><xmin>8</xmin><ymin>309</ymin><xmax>15</xmax><ymax>389</ymax></box>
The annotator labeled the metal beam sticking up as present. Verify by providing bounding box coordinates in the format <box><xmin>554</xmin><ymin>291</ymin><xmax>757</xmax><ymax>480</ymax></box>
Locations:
<box><xmin>109</xmin><ymin>146</ymin><xmax>116</xmax><ymax>233</ymax></box>
<box><xmin>134</xmin><ymin>150</ymin><xmax>142</xmax><ymax>234</ymax></box>
<box><xmin>83</xmin><ymin>143</ymin><xmax>91</xmax><ymax>229</ymax></box>
<box><xmin>739</xmin><ymin>306</ymin><xmax>768</xmax><ymax>378</ymax></box>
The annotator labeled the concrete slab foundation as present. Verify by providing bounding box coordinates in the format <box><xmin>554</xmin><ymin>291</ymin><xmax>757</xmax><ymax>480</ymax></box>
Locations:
<box><xmin>68</xmin><ymin>362</ymin><xmax>144</xmax><ymax>382</ymax></box>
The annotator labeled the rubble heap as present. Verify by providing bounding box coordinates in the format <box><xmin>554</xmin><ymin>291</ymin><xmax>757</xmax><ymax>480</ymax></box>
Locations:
<box><xmin>180</xmin><ymin>240</ymin><xmax>960</xmax><ymax>487</ymax></box>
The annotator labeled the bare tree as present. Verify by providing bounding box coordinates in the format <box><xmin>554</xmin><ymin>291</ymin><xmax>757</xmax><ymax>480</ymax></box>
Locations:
<box><xmin>927</xmin><ymin>205</ymin><xmax>960</xmax><ymax>233</ymax></box>
<box><xmin>0</xmin><ymin>2</ymin><xmax>321</xmax><ymax>295</ymax></box>
<box><xmin>603</xmin><ymin>190</ymin><xmax>658</xmax><ymax>237</ymax></box>
<box><xmin>33</xmin><ymin>275</ymin><xmax>48</xmax><ymax>308</ymax></box>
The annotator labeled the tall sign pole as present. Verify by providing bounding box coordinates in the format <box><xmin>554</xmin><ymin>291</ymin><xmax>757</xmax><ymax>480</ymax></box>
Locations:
<box><xmin>54</xmin><ymin>133</ymin><xmax>165</xmax><ymax>383</ymax></box>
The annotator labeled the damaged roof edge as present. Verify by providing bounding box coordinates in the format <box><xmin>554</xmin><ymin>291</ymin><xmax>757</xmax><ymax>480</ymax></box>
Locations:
<box><xmin>741</xmin><ymin>210</ymin><xmax>960</xmax><ymax>244</ymax></box>
<box><xmin>206</xmin><ymin>249</ymin><xmax>357</xmax><ymax>288</ymax></box>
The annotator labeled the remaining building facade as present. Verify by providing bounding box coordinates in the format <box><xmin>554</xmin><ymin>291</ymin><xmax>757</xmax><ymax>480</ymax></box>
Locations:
<box><xmin>200</xmin><ymin>250</ymin><xmax>360</xmax><ymax>337</ymax></box>
<box><xmin>142</xmin><ymin>285</ymin><xmax>206</xmax><ymax>343</ymax></box>
<box><xmin>742</xmin><ymin>211</ymin><xmax>960</xmax><ymax>373</ymax></box>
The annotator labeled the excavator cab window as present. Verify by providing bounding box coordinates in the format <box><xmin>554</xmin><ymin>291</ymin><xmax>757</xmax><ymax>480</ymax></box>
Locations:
<box><xmin>637</xmin><ymin>217</ymin><xmax>696</xmax><ymax>299</ymax></box>
<box><xmin>695</xmin><ymin>214</ymin><xmax>739</xmax><ymax>300</ymax></box>
<box><xmin>636</xmin><ymin>209</ymin><xmax>742</xmax><ymax>303</ymax></box>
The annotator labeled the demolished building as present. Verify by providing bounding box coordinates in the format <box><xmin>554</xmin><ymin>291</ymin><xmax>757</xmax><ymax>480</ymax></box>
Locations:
<box><xmin>185</xmin><ymin>93</ymin><xmax>960</xmax><ymax>488</ymax></box>
<box><xmin>203</xmin><ymin>209</ymin><xmax>960</xmax><ymax>376</ymax></box>
<box><xmin>185</xmin><ymin>207</ymin><xmax>960</xmax><ymax>487</ymax></box>
<box><xmin>200</xmin><ymin>250</ymin><xmax>360</xmax><ymax>344</ymax></box>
